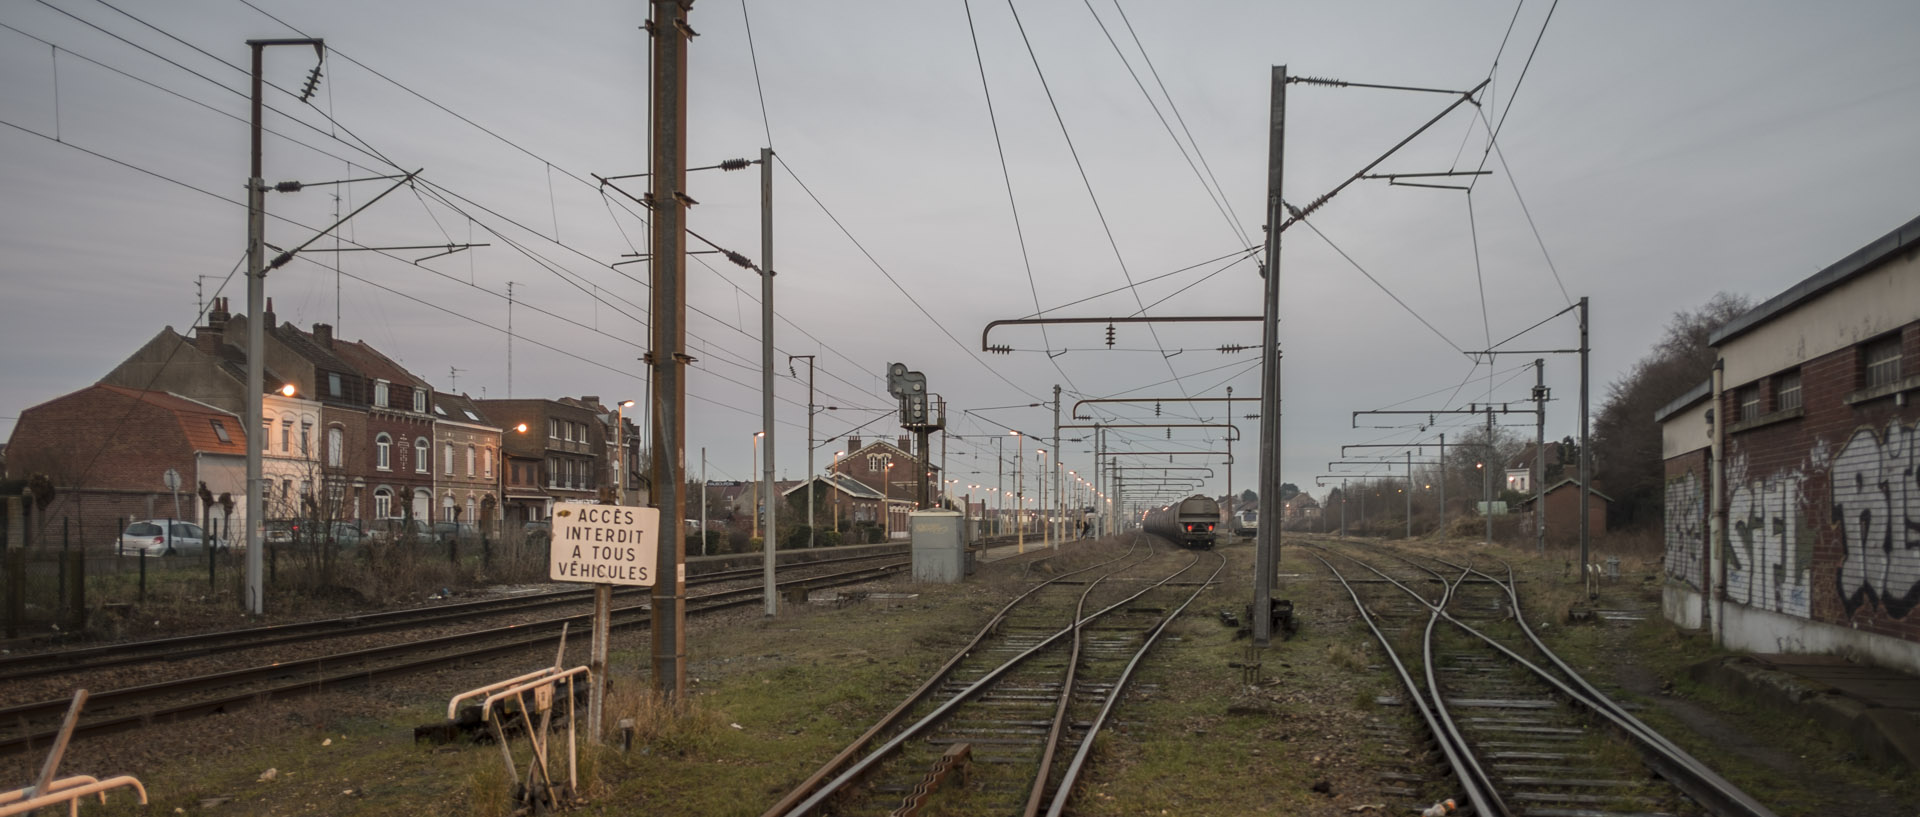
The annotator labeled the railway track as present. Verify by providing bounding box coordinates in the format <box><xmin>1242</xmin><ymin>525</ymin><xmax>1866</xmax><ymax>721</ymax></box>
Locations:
<box><xmin>1310</xmin><ymin>541</ymin><xmax>1777</xmax><ymax>817</ymax></box>
<box><xmin>763</xmin><ymin>535</ymin><xmax>1224</xmax><ymax>817</ymax></box>
<box><xmin>0</xmin><ymin>545</ymin><xmax>906</xmax><ymax>688</ymax></box>
<box><xmin>0</xmin><ymin>554</ymin><xmax>908</xmax><ymax>758</ymax></box>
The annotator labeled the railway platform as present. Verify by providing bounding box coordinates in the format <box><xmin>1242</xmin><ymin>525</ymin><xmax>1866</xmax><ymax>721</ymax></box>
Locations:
<box><xmin>1691</xmin><ymin>652</ymin><xmax>1920</xmax><ymax>771</ymax></box>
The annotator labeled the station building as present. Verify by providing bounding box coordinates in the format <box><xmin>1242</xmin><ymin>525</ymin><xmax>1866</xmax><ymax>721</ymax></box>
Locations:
<box><xmin>1658</xmin><ymin>213</ymin><xmax>1920</xmax><ymax>673</ymax></box>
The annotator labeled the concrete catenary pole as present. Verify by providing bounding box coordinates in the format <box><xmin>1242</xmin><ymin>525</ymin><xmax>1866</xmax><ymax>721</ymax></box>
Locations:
<box><xmin>760</xmin><ymin>145</ymin><xmax>777</xmax><ymax>617</ymax></box>
<box><xmin>1534</xmin><ymin>359</ymin><xmax>1547</xmax><ymax>554</ymax></box>
<box><xmin>1437</xmin><ymin>433</ymin><xmax>1446</xmax><ymax>535</ymax></box>
<box><xmin>242</xmin><ymin>37</ymin><xmax>322</xmax><ymax>616</ymax></box>
<box><xmin>1484</xmin><ymin>405</ymin><xmax>1495</xmax><ymax>546</ymax></box>
<box><xmin>1578</xmin><ymin>296</ymin><xmax>1592</xmax><ymax>593</ymax></box>
<box><xmin>791</xmin><ymin>355</ymin><xmax>815</xmax><ymax>548</ymax></box>
<box><xmin>648</xmin><ymin>0</ymin><xmax>693</xmax><ymax>698</ymax></box>
<box><xmin>1253</xmin><ymin>65</ymin><xmax>1286</xmax><ymax>645</ymax></box>
<box><xmin>245</xmin><ymin>41</ymin><xmax>267</xmax><ymax>617</ymax></box>
<box><xmin>1052</xmin><ymin>384</ymin><xmax>1061</xmax><ymax>548</ymax></box>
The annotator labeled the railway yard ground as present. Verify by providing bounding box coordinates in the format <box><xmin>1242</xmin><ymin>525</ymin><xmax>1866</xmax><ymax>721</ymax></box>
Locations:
<box><xmin>3</xmin><ymin>534</ymin><xmax>1917</xmax><ymax>816</ymax></box>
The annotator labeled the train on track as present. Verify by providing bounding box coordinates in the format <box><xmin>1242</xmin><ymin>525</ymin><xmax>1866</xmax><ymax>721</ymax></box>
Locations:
<box><xmin>1142</xmin><ymin>494</ymin><xmax>1219</xmax><ymax>549</ymax></box>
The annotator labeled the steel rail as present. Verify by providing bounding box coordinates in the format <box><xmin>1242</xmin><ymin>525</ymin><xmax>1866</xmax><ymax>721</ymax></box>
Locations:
<box><xmin>1043</xmin><ymin>550</ymin><xmax>1224</xmax><ymax>816</ymax></box>
<box><xmin>0</xmin><ymin>546</ymin><xmax>907</xmax><ymax>685</ymax></box>
<box><xmin>1421</xmin><ymin>564</ymin><xmax>1512</xmax><ymax>816</ymax></box>
<box><xmin>0</xmin><ymin>562</ymin><xmax>906</xmax><ymax>756</ymax></box>
<box><xmin>756</xmin><ymin>540</ymin><xmax>1133</xmax><ymax>817</ymax></box>
<box><xmin>1306</xmin><ymin>548</ymin><xmax>1502</xmax><ymax>817</ymax></box>
<box><xmin>774</xmin><ymin>537</ymin><xmax>1197</xmax><ymax>817</ymax></box>
<box><xmin>1456</xmin><ymin>560</ymin><xmax>1782</xmax><ymax>817</ymax></box>
<box><xmin>1373</xmin><ymin>548</ymin><xmax>1780</xmax><ymax>817</ymax></box>
<box><xmin>1026</xmin><ymin>544</ymin><xmax>1189</xmax><ymax>816</ymax></box>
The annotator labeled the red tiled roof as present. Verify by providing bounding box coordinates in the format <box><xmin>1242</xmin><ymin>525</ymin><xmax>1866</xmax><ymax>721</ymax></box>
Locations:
<box><xmin>94</xmin><ymin>384</ymin><xmax>247</xmax><ymax>455</ymax></box>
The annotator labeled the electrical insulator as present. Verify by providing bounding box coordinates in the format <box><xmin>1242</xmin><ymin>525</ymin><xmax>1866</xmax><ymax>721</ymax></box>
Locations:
<box><xmin>1105</xmin><ymin>324</ymin><xmax>1116</xmax><ymax>348</ymax></box>
<box><xmin>1165</xmin><ymin>428</ymin><xmax>1171</xmax><ymax>439</ymax></box>
<box><xmin>1154</xmin><ymin>402</ymin><xmax>1161</xmax><ymax>416</ymax></box>
<box><xmin>719</xmin><ymin>158</ymin><xmax>752</xmax><ymax>171</ymax></box>
<box><xmin>299</xmin><ymin>65</ymin><xmax>323</xmax><ymax>102</ymax></box>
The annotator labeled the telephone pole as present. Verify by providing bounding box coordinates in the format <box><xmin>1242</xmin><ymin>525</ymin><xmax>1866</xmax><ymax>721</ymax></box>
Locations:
<box><xmin>648</xmin><ymin>0</ymin><xmax>693</xmax><ymax>699</ymax></box>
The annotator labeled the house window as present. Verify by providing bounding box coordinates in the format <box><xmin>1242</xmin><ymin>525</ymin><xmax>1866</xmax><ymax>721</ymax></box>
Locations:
<box><xmin>328</xmin><ymin>372</ymin><xmax>342</xmax><ymax>397</ymax></box>
<box><xmin>1774</xmin><ymin>370</ymin><xmax>1802</xmax><ymax>412</ymax></box>
<box><xmin>281</xmin><ymin>419</ymin><xmax>292</xmax><ymax>453</ymax></box>
<box><xmin>444</xmin><ymin>442</ymin><xmax>455</xmax><ymax>475</ymax></box>
<box><xmin>867</xmin><ymin>454</ymin><xmax>880</xmax><ymax>471</ymax></box>
<box><xmin>483</xmin><ymin>446</ymin><xmax>494</xmax><ymax>477</ymax></box>
<box><xmin>466</xmin><ymin>497</ymin><xmax>477</xmax><ymax>523</ymax></box>
<box><xmin>564</xmin><ymin>422</ymin><xmax>574</xmax><ymax>442</ymax></box>
<box><xmin>413</xmin><ymin>389</ymin><xmax>427</xmax><ymax>413</ymax></box>
<box><xmin>415</xmin><ymin>437</ymin><xmax>430</xmax><ymax>473</ymax></box>
<box><xmin>443</xmin><ymin>494</ymin><xmax>455</xmax><ymax>520</ymax></box>
<box><xmin>1736</xmin><ymin>384</ymin><xmax>1761</xmax><ymax>422</ymax></box>
<box><xmin>374</xmin><ymin>380</ymin><xmax>390</xmax><ymax>408</ymax></box>
<box><xmin>327</xmin><ymin>427</ymin><xmax>343</xmax><ymax>467</ymax></box>
<box><xmin>373</xmin><ymin>488</ymin><xmax>392</xmax><ymax>519</ymax></box>
<box><xmin>549</xmin><ymin>419</ymin><xmax>560</xmax><ymax>439</ymax></box>
<box><xmin>1864</xmin><ymin>334</ymin><xmax>1902</xmax><ymax>389</ymax></box>
<box><xmin>300</xmin><ymin>421</ymin><xmax>312</xmax><ymax>455</ymax></box>
<box><xmin>466</xmin><ymin>445</ymin><xmax>476</xmax><ymax>476</ymax></box>
<box><xmin>210</xmin><ymin>419</ymin><xmax>231</xmax><ymax>443</ymax></box>
<box><xmin>548</xmin><ymin>457</ymin><xmax>559</xmax><ymax>487</ymax></box>
<box><xmin>375</xmin><ymin>433</ymin><xmax>392</xmax><ymax>470</ymax></box>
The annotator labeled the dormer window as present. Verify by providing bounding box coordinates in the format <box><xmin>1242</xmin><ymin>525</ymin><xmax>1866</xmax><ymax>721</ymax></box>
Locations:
<box><xmin>373</xmin><ymin>380</ymin><xmax>390</xmax><ymax>408</ymax></box>
<box><xmin>413</xmin><ymin>389</ymin><xmax>427</xmax><ymax>413</ymax></box>
<box><xmin>328</xmin><ymin>372</ymin><xmax>343</xmax><ymax>397</ymax></box>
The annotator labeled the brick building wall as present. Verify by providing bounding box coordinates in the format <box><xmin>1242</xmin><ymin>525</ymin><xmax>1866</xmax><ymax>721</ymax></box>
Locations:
<box><xmin>1717</xmin><ymin>320</ymin><xmax>1920</xmax><ymax>644</ymax></box>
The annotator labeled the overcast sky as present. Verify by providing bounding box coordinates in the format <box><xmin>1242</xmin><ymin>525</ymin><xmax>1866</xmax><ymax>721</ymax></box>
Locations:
<box><xmin>4</xmin><ymin>1</ymin><xmax>1919</xmax><ymax>513</ymax></box>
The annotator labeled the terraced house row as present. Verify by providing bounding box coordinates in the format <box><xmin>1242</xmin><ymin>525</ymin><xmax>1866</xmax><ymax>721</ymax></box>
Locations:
<box><xmin>4</xmin><ymin>298</ymin><xmax>642</xmax><ymax>544</ymax></box>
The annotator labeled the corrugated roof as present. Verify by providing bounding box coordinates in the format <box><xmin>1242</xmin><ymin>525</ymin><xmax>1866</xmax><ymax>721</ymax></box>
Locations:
<box><xmin>1710</xmin><ymin>212</ymin><xmax>1920</xmax><ymax>347</ymax></box>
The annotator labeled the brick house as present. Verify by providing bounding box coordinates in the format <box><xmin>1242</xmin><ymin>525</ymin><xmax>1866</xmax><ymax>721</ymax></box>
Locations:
<box><xmin>1658</xmin><ymin>212</ymin><xmax>1920</xmax><ymax>674</ymax></box>
<box><xmin>1518</xmin><ymin>479</ymin><xmax>1609</xmax><ymax>544</ymax></box>
<box><xmin>829</xmin><ymin>434</ymin><xmax>934</xmax><ymax>538</ymax></box>
<box><xmin>6</xmin><ymin>384</ymin><xmax>248</xmax><ymax>545</ymax></box>
<box><xmin>474</xmin><ymin>398</ymin><xmax>604</xmax><ymax>520</ymax></box>
<box><xmin>313</xmin><ymin>331</ymin><xmax>437</xmax><ymax>526</ymax></box>
<box><xmin>431</xmin><ymin>392</ymin><xmax>502</xmax><ymax>532</ymax></box>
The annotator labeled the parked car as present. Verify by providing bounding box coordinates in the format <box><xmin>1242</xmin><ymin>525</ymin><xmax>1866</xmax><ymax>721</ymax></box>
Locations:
<box><xmin>328</xmin><ymin>521</ymin><xmax>365</xmax><ymax>547</ymax></box>
<box><xmin>367</xmin><ymin>518</ymin><xmax>431</xmax><ymax>543</ymax></box>
<box><xmin>118</xmin><ymin>520</ymin><xmax>226</xmax><ymax>556</ymax></box>
<box><xmin>431</xmin><ymin>521</ymin><xmax>480</xmax><ymax>544</ymax></box>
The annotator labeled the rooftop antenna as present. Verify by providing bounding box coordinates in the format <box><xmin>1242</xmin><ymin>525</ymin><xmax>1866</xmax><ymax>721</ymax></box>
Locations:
<box><xmin>448</xmin><ymin>365</ymin><xmax>465</xmax><ymax>392</ymax></box>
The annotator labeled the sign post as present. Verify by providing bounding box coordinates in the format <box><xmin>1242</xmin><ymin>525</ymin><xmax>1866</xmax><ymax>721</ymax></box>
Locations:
<box><xmin>549</xmin><ymin>501</ymin><xmax>659</xmax><ymax>743</ymax></box>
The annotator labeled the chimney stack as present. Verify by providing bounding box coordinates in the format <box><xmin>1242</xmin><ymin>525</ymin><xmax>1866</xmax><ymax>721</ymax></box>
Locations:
<box><xmin>196</xmin><ymin>297</ymin><xmax>231</xmax><ymax>353</ymax></box>
<box><xmin>847</xmin><ymin>434</ymin><xmax>862</xmax><ymax>453</ymax></box>
<box><xmin>897</xmin><ymin>435</ymin><xmax>910</xmax><ymax>453</ymax></box>
<box><xmin>263</xmin><ymin>297</ymin><xmax>276</xmax><ymax>331</ymax></box>
<box><xmin>312</xmin><ymin>323</ymin><xmax>334</xmax><ymax>349</ymax></box>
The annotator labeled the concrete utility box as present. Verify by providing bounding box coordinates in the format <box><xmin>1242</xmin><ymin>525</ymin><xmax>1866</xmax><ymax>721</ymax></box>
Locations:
<box><xmin>910</xmin><ymin>510</ymin><xmax>965</xmax><ymax>583</ymax></box>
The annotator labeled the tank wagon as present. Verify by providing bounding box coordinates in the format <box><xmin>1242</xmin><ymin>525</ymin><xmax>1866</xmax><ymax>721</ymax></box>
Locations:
<box><xmin>1143</xmin><ymin>494</ymin><xmax>1219</xmax><ymax>549</ymax></box>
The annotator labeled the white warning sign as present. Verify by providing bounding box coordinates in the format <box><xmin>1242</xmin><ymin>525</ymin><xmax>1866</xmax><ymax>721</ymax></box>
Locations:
<box><xmin>549</xmin><ymin>502</ymin><xmax>660</xmax><ymax>586</ymax></box>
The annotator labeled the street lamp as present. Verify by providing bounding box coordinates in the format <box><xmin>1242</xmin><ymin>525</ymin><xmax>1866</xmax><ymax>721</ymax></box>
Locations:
<box><xmin>830</xmin><ymin>450</ymin><xmax>845</xmax><ymax>533</ymax></box>
<box><xmin>616</xmin><ymin>400</ymin><xmax>634</xmax><ymax>504</ymax></box>
<box><xmin>1010</xmin><ymin>430</ymin><xmax>1024</xmax><ymax>552</ymax></box>
<box><xmin>751</xmin><ymin>431</ymin><xmax>765</xmax><ymax>540</ymax></box>
<box><xmin>884</xmin><ymin>460</ymin><xmax>895</xmax><ymax>541</ymax></box>
<box><xmin>280</xmin><ymin>383</ymin><xmax>296</xmax><ymax>397</ymax></box>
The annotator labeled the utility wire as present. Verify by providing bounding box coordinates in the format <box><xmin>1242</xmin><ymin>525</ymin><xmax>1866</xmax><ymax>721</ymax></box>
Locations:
<box><xmin>962</xmin><ymin>0</ymin><xmax>1078</xmax><ymax>393</ymax></box>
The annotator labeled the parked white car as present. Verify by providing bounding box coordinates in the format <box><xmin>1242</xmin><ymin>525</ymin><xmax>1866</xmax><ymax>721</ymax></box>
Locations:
<box><xmin>118</xmin><ymin>520</ymin><xmax>227</xmax><ymax>556</ymax></box>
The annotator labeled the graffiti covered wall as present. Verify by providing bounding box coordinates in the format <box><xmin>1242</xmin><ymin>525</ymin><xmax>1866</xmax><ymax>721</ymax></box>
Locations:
<box><xmin>1832</xmin><ymin>419</ymin><xmax>1920</xmax><ymax>620</ymax></box>
<box><xmin>1664</xmin><ymin>471</ymin><xmax>1705</xmax><ymax>589</ymax></box>
<box><xmin>1725</xmin><ymin>469</ymin><xmax>1813</xmax><ymax>619</ymax></box>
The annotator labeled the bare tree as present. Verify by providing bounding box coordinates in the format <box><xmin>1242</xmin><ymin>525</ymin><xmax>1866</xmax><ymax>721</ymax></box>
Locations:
<box><xmin>1593</xmin><ymin>292</ymin><xmax>1752</xmax><ymax>528</ymax></box>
